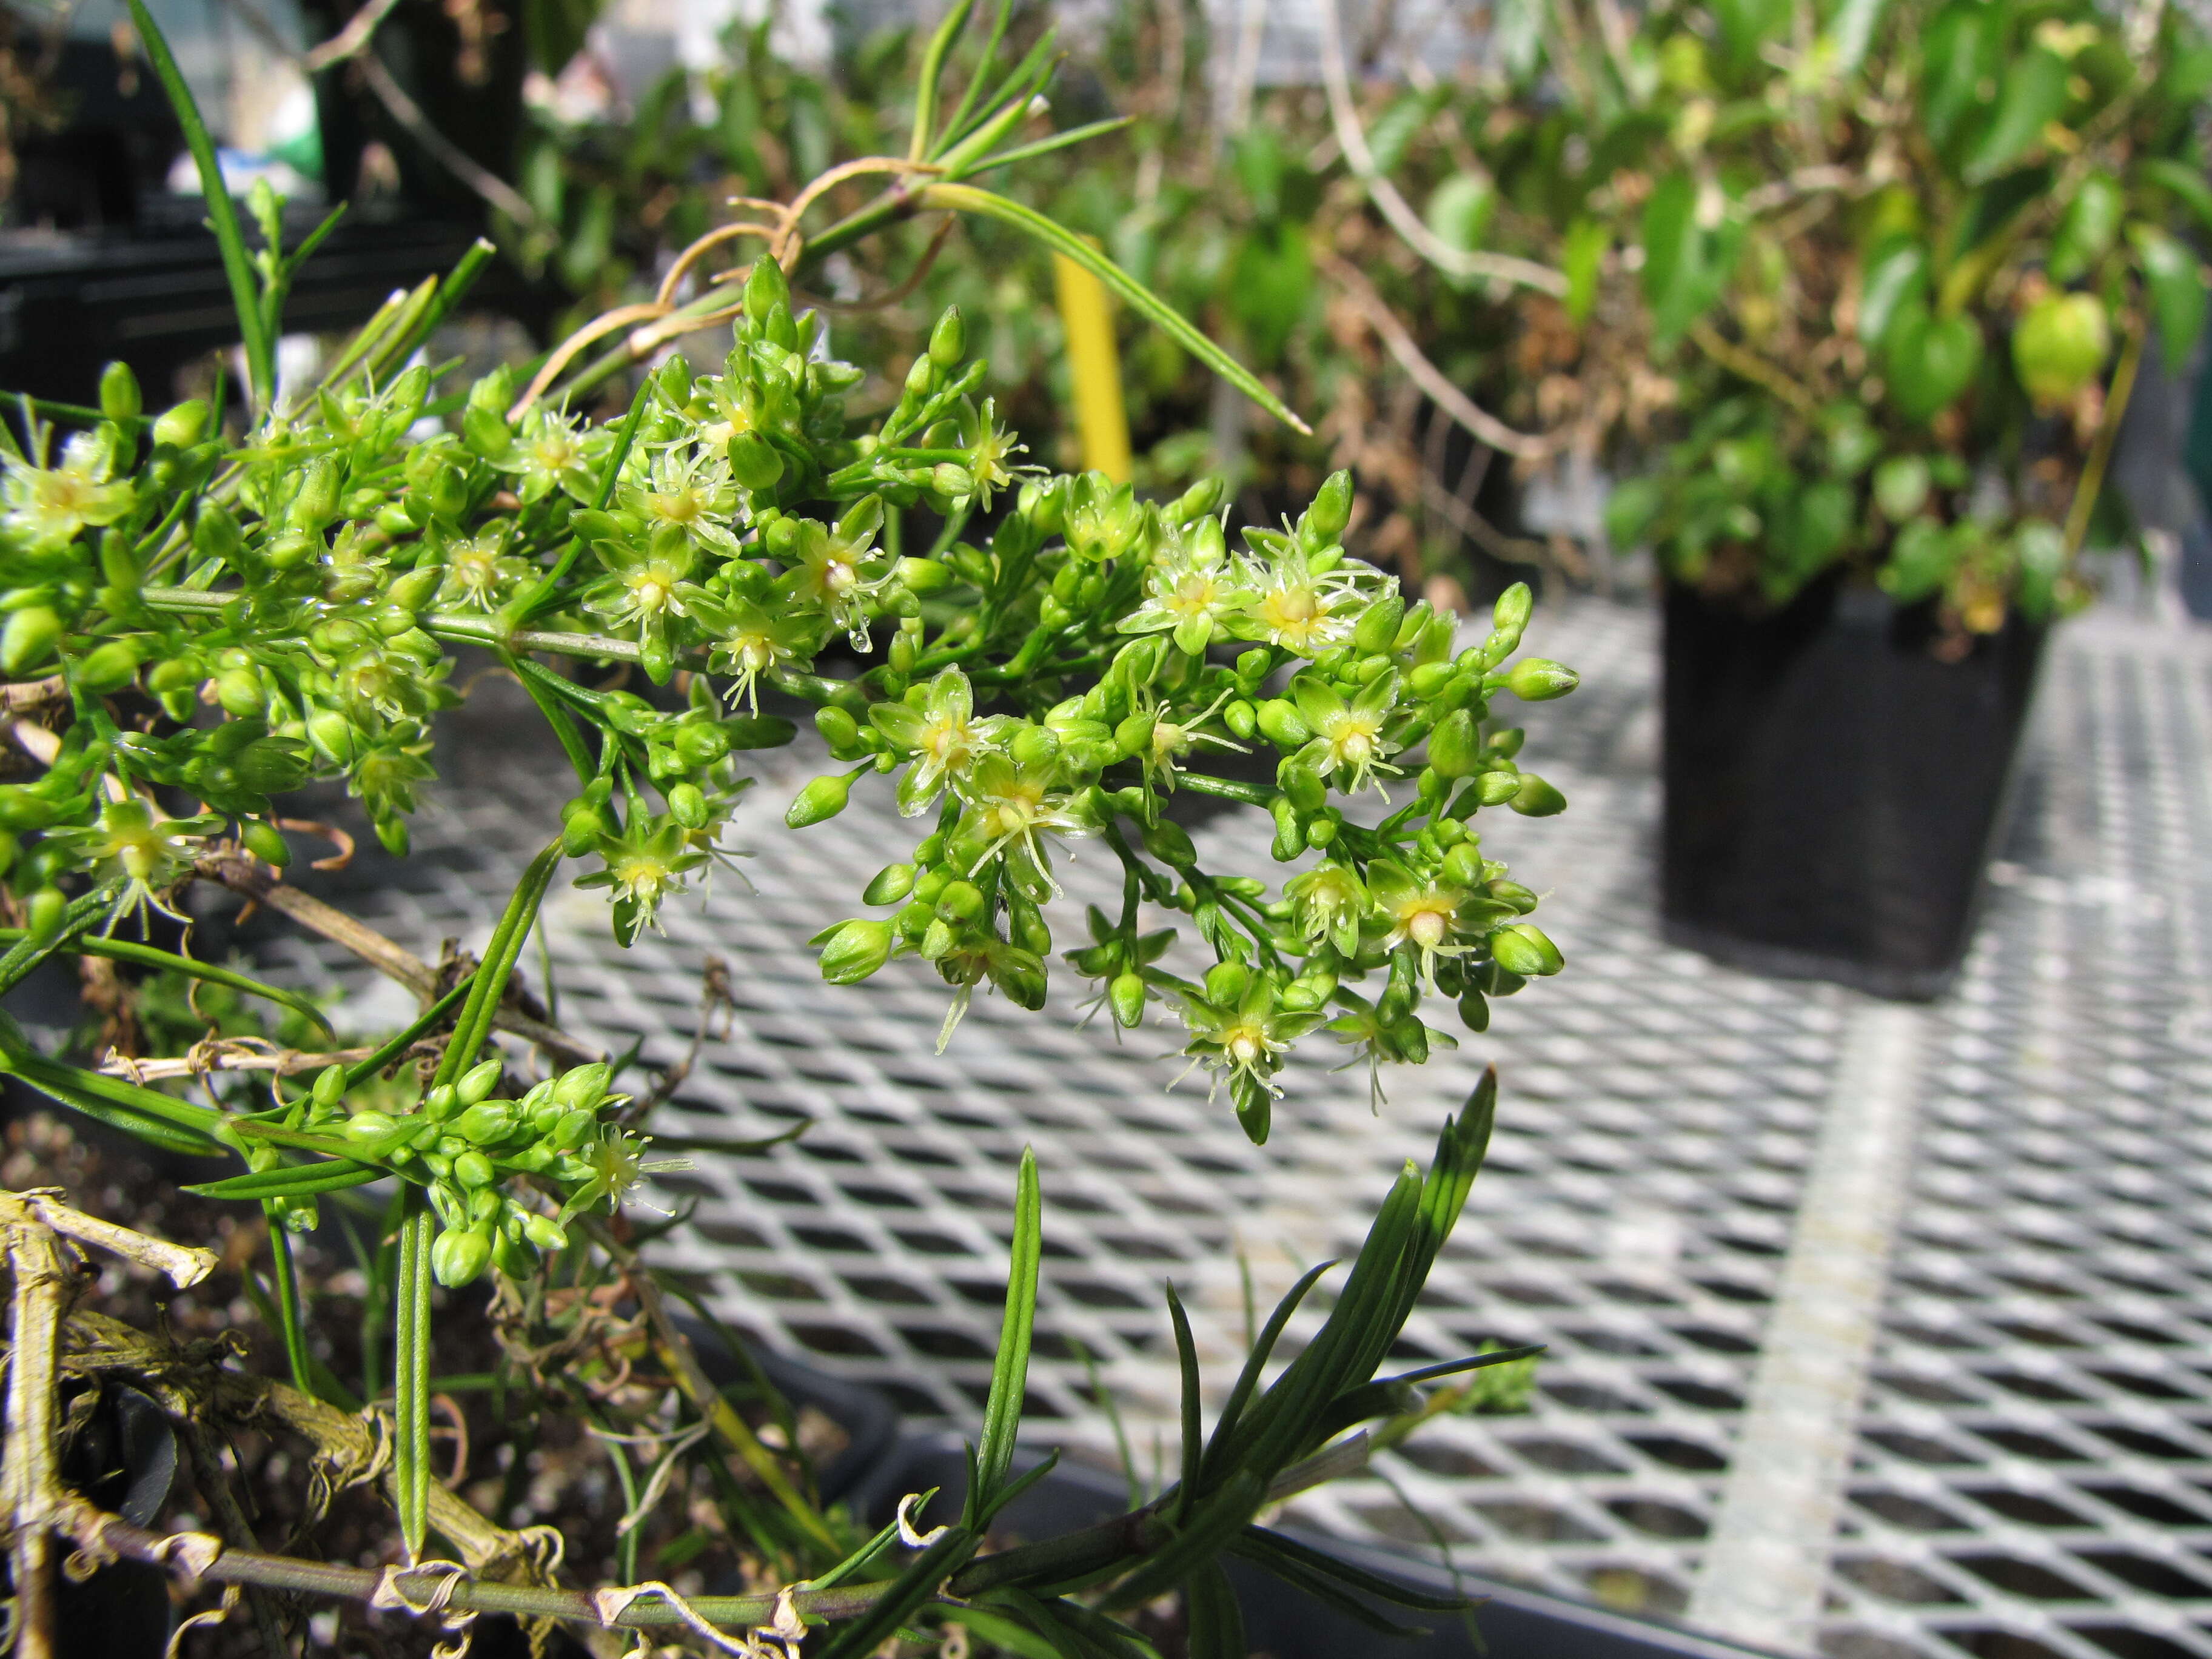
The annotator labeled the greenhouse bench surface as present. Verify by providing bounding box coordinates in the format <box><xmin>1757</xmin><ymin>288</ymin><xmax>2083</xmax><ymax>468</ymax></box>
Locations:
<box><xmin>239</xmin><ymin>594</ymin><xmax>2212</xmax><ymax>1659</ymax></box>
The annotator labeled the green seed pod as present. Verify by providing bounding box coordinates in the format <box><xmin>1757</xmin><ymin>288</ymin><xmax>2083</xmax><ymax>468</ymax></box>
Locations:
<box><xmin>152</xmin><ymin>398</ymin><xmax>208</xmax><ymax>448</ymax></box>
<box><xmin>1457</xmin><ymin>987</ymin><xmax>1490</xmax><ymax>1032</ymax></box>
<box><xmin>1490</xmin><ymin>922</ymin><xmax>1564</xmax><ymax>976</ymax></box>
<box><xmin>1109</xmin><ymin>971</ymin><xmax>1147</xmax><ymax>1029</ymax></box>
<box><xmin>1492</xmin><ymin>581</ymin><xmax>1533</xmax><ymax>638</ymax></box>
<box><xmin>928</xmin><ymin>305</ymin><xmax>965</xmax><ymax>367</ymax></box>
<box><xmin>668</xmin><ymin>783</ymin><xmax>709</xmax><ymax>831</ymax></box>
<box><xmin>727</xmin><ymin>430</ymin><xmax>785</xmax><ymax>492</ymax></box>
<box><xmin>75</xmin><ymin>638</ymin><xmax>141</xmax><ymax>695</ymax></box>
<box><xmin>1427</xmin><ymin>710</ymin><xmax>1481</xmax><ymax>779</ymax></box>
<box><xmin>1255</xmin><ymin>699</ymin><xmax>1311</xmax><ymax>750</ymax></box>
<box><xmin>521</xmin><ymin>1212</ymin><xmax>569</xmax><ymax>1253</ymax></box>
<box><xmin>1506</xmin><ymin>659</ymin><xmax>1580</xmax><ymax>702</ymax></box>
<box><xmin>818</xmin><ymin>919</ymin><xmax>894</xmax><ymax>984</ymax></box>
<box><xmin>457</xmin><ymin>1057</ymin><xmax>504</xmax><ymax>1107</ymax></box>
<box><xmin>431</xmin><ymin>1227</ymin><xmax>492</xmax><ymax>1287</ymax></box>
<box><xmin>1304</xmin><ymin>469</ymin><xmax>1354</xmax><ymax>547</ymax></box>
<box><xmin>863</xmin><ymin>863</ymin><xmax>916</xmax><ymax>906</ymax></box>
<box><xmin>454</xmin><ymin>1150</ymin><xmax>496</xmax><ymax>1189</ymax></box>
<box><xmin>1510</xmin><ymin>773</ymin><xmax>1567</xmax><ymax>817</ymax></box>
<box><xmin>1</xmin><ymin>607</ymin><xmax>62</xmax><ymax>676</ymax></box>
<box><xmin>1352</xmin><ymin>594</ymin><xmax>1405</xmax><ymax>656</ymax></box>
<box><xmin>786</xmin><ymin>773</ymin><xmax>853</xmax><ymax>828</ymax></box>
<box><xmin>241</xmin><ymin>820</ymin><xmax>292</xmax><ymax>868</ymax></box>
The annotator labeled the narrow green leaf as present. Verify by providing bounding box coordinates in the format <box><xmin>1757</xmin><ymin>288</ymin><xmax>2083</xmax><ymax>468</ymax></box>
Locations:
<box><xmin>908</xmin><ymin>0</ymin><xmax>979</xmax><ymax>160</ymax></box>
<box><xmin>1165</xmin><ymin>1284</ymin><xmax>1202</xmax><ymax>1520</ymax></box>
<box><xmin>186</xmin><ymin>1161</ymin><xmax>382</xmax><ymax>1201</ymax></box>
<box><xmin>936</xmin><ymin>27</ymin><xmax>1059</xmax><ymax>161</ymax></box>
<box><xmin>11</xmin><ymin>1053</ymin><xmax>226</xmax><ymax>1150</ymax></box>
<box><xmin>267</xmin><ymin>1212</ymin><xmax>315</xmax><ymax>1393</ymax></box>
<box><xmin>935</xmin><ymin>0</ymin><xmax>1017</xmax><ymax>155</ymax></box>
<box><xmin>1183</xmin><ymin>1561</ymin><xmax>1248</xmax><ymax>1659</ymax></box>
<box><xmin>0</xmin><ymin>928</ymin><xmax>335</xmax><ymax>1041</ymax></box>
<box><xmin>969</xmin><ymin>117</ymin><xmax>1136</xmax><ymax>179</ymax></box>
<box><xmin>1100</xmin><ymin>1469</ymin><xmax>1267</xmax><ymax>1612</ymax></box>
<box><xmin>1231</xmin><ymin>1525</ymin><xmax>1473</xmax><ymax>1614</ymax></box>
<box><xmin>1199</xmin><ymin>1258</ymin><xmax>1334</xmax><ymax>1483</ymax></box>
<box><xmin>970</xmin><ymin>1144</ymin><xmax>1043</xmax><ymax>1525</ymax></box>
<box><xmin>383</xmin><ymin>238</ymin><xmax>499</xmax><ymax>372</ymax></box>
<box><xmin>1222</xmin><ymin>1531</ymin><xmax>1434</xmax><ymax>1636</ymax></box>
<box><xmin>1002</xmin><ymin>1591</ymin><xmax>1162</xmax><ymax>1659</ymax></box>
<box><xmin>919</xmin><ymin>183</ymin><xmax>1312</xmax><ymax>435</ymax></box>
<box><xmin>0</xmin><ymin>882</ymin><xmax>122</xmax><ymax>997</ymax></box>
<box><xmin>434</xmin><ymin>839</ymin><xmax>565</xmax><ymax>1087</ymax></box>
<box><xmin>940</xmin><ymin>1606</ymin><xmax>1066</xmax><ymax>1659</ymax></box>
<box><xmin>814</xmin><ymin>1526</ymin><xmax>977</xmax><ymax>1659</ymax></box>
<box><xmin>344</xmin><ymin>975</ymin><xmax>476</xmax><ymax>1090</ymax></box>
<box><xmin>124</xmin><ymin>0</ymin><xmax>273</xmax><ymax>410</ymax></box>
<box><xmin>395</xmin><ymin>1196</ymin><xmax>434</xmax><ymax>1557</ymax></box>
<box><xmin>509</xmin><ymin>377</ymin><xmax>652</xmax><ymax>626</ymax></box>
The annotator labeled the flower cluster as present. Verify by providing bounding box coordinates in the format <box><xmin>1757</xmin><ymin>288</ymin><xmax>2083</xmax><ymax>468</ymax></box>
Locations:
<box><xmin>1</xmin><ymin>253</ymin><xmax>1577</xmax><ymax>1144</ymax></box>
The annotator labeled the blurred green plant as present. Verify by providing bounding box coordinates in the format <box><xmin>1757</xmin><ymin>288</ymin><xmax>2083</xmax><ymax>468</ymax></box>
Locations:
<box><xmin>0</xmin><ymin>5</ymin><xmax>1578</xmax><ymax>1652</ymax></box>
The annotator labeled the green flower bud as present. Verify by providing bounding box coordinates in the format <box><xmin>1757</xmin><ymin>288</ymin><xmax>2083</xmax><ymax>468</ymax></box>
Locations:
<box><xmin>1442</xmin><ymin>842</ymin><xmax>1485</xmax><ymax>888</ymax></box>
<box><xmin>1474</xmin><ymin>770</ymin><xmax>1523</xmax><ymax>806</ymax></box>
<box><xmin>98</xmin><ymin>361</ymin><xmax>142</xmax><ymax>424</ymax></box>
<box><xmin>1353</xmin><ymin>594</ymin><xmax>1405</xmax><ymax>655</ymax></box>
<box><xmin>727</xmin><ymin>429</ymin><xmax>785</xmax><ymax>491</ymax></box>
<box><xmin>1170</xmin><ymin>476</ymin><xmax>1225</xmax><ymax>526</ymax></box>
<box><xmin>1108</xmin><ymin>971</ymin><xmax>1148</xmax><ymax>1028</ymax></box>
<box><xmin>152</xmin><ymin>398</ymin><xmax>208</xmax><ymax>448</ymax></box>
<box><xmin>929</xmin><ymin>306</ymin><xmax>965</xmax><ymax>368</ymax></box>
<box><xmin>894</xmin><ymin>556</ymin><xmax>952</xmax><ymax>595</ymax></box>
<box><xmin>1488</xmin><ymin>879</ymin><xmax>1538</xmax><ymax>914</ymax></box>
<box><xmin>454</xmin><ymin>1149</ymin><xmax>496</xmax><ymax>1188</ymax></box>
<box><xmin>668</xmin><ymin>783</ymin><xmax>709</xmax><ymax>831</ymax></box>
<box><xmin>551</xmin><ymin>1108</ymin><xmax>595</xmax><ymax>1151</ymax></box>
<box><xmin>75</xmin><ymin>638</ymin><xmax>141</xmax><ymax>695</ymax></box>
<box><xmin>552</xmin><ymin>1063</ymin><xmax>610</xmax><ymax>1111</ymax></box>
<box><xmin>937</xmin><ymin>880</ymin><xmax>985</xmax><ymax>922</ymax></box>
<box><xmin>521</xmin><ymin>1212</ymin><xmax>569</xmax><ymax>1252</ymax></box>
<box><xmin>1506</xmin><ymin>659</ymin><xmax>1580</xmax><ymax>702</ymax></box>
<box><xmin>491</xmin><ymin>1231</ymin><xmax>539</xmax><ymax>1281</ymax></box>
<box><xmin>988</xmin><ymin>948</ymin><xmax>1048</xmax><ymax>1010</ymax></box>
<box><xmin>863</xmin><ymin>863</ymin><xmax>916</xmax><ymax>906</ymax></box>
<box><xmin>1490</xmin><ymin>922</ymin><xmax>1564</xmax><ymax>976</ymax></box>
<box><xmin>1270</xmin><ymin>796</ymin><xmax>1304</xmax><ymax>862</ymax></box>
<box><xmin>1428</xmin><ymin>710</ymin><xmax>1482</xmax><ymax>779</ymax></box>
<box><xmin>422</xmin><ymin>1084</ymin><xmax>459</xmax><ymax>1121</ymax></box>
<box><xmin>344</xmin><ymin>1110</ymin><xmax>398</xmax><ymax>1150</ymax></box>
<box><xmin>1510</xmin><ymin>774</ymin><xmax>1567</xmax><ymax>817</ymax></box>
<box><xmin>817</xmin><ymin>919</ymin><xmax>894</xmax><ymax>984</ymax></box>
<box><xmin>1</xmin><ymin>607</ymin><xmax>62</xmax><ymax>676</ymax></box>
<box><xmin>1279</xmin><ymin>759</ymin><xmax>1326</xmax><ymax>814</ymax></box>
<box><xmin>787</xmin><ymin>773</ymin><xmax>853</xmax><ymax>828</ymax></box>
<box><xmin>213</xmin><ymin>666</ymin><xmax>263</xmax><ymax>718</ymax></box>
<box><xmin>744</xmin><ymin>253</ymin><xmax>791</xmax><ymax>323</ymax></box>
<box><xmin>1492</xmin><ymin>581</ymin><xmax>1532</xmax><ymax>638</ymax></box>
<box><xmin>431</xmin><ymin>1227</ymin><xmax>492</xmax><ymax>1287</ymax></box>
<box><xmin>457</xmin><ymin>1057</ymin><xmax>504</xmax><ymax>1106</ymax></box>
<box><xmin>241</xmin><ymin>820</ymin><xmax>292</xmax><ymax>868</ymax></box>
<box><xmin>312</xmin><ymin>1064</ymin><xmax>347</xmax><ymax>1111</ymax></box>
<box><xmin>1010</xmin><ymin>725</ymin><xmax>1060</xmax><ymax>769</ymax></box>
<box><xmin>24</xmin><ymin>887</ymin><xmax>64</xmax><ymax>945</ymax></box>
<box><xmin>1223</xmin><ymin>699</ymin><xmax>1258</xmax><ymax>740</ymax></box>
<box><xmin>1256</xmin><ymin>699</ymin><xmax>1311</xmax><ymax>750</ymax></box>
<box><xmin>0</xmin><ymin>788</ymin><xmax>57</xmax><ymax>832</ymax></box>
<box><xmin>1205</xmin><ymin>959</ymin><xmax>1249</xmax><ymax>1007</ymax></box>
<box><xmin>1144</xmin><ymin>820</ymin><xmax>1197</xmax><ymax>868</ymax></box>
<box><xmin>1303</xmin><ymin>469</ymin><xmax>1353</xmax><ymax>548</ymax></box>
<box><xmin>290</xmin><ymin>457</ymin><xmax>343</xmax><ymax>531</ymax></box>
<box><xmin>1305</xmin><ymin>814</ymin><xmax>1339</xmax><ymax>850</ymax></box>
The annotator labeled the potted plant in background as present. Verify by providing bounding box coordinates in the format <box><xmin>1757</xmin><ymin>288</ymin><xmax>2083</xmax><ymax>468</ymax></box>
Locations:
<box><xmin>1545</xmin><ymin>0</ymin><xmax>2212</xmax><ymax>996</ymax></box>
<box><xmin>0</xmin><ymin>4</ymin><xmax>1587</xmax><ymax>1654</ymax></box>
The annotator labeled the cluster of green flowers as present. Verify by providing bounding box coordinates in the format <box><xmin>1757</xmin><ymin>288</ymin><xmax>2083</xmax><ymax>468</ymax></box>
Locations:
<box><xmin>0</xmin><ymin>250</ymin><xmax>1576</xmax><ymax>1150</ymax></box>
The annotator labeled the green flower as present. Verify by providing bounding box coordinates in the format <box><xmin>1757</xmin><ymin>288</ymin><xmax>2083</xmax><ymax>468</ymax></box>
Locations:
<box><xmin>699</xmin><ymin>594</ymin><xmax>820</xmax><ymax>713</ymax></box>
<box><xmin>1368</xmin><ymin>857</ymin><xmax>1476</xmax><ymax>987</ymax></box>
<box><xmin>583</xmin><ymin>528</ymin><xmax>699</xmax><ymax>648</ymax></box>
<box><xmin>778</xmin><ymin>495</ymin><xmax>889</xmax><ymax>646</ymax></box>
<box><xmin>49</xmin><ymin>796</ymin><xmax>222</xmax><ymax>929</ymax></box>
<box><xmin>1284</xmin><ymin>860</ymin><xmax>1369</xmax><ymax>958</ymax></box>
<box><xmin>434</xmin><ymin>523</ymin><xmax>534</xmax><ymax>612</ymax></box>
<box><xmin>1118</xmin><ymin>520</ymin><xmax>1248</xmax><ymax>655</ymax></box>
<box><xmin>576</xmin><ymin>814</ymin><xmax>708</xmax><ymax>934</ymax></box>
<box><xmin>1232</xmin><ymin>544</ymin><xmax>1367</xmax><ymax>656</ymax></box>
<box><xmin>957</xmin><ymin>751</ymin><xmax>1097</xmax><ymax>892</ymax></box>
<box><xmin>618</xmin><ymin>444</ymin><xmax>743</xmax><ymax>558</ymax></box>
<box><xmin>560</xmin><ymin>1127</ymin><xmax>692</xmax><ymax>1218</ymax></box>
<box><xmin>1176</xmin><ymin>973</ymin><xmax>1327</xmax><ymax>1103</ymax></box>
<box><xmin>3</xmin><ymin>427</ymin><xmax>135</xmax><ymax>553</ymax></box>
<box><xmin>1290</xmin><ymin>671</ymin><xmax>1403</xmax><ymax>796</ymax></box>
<box><xmin>494</xmin><ymin>406</ymin><xmax>605</xmax><ymax>503</ymax></box>
<box><xmin>964</xmin><ymin>398</ymin><xmax>1028</xmax><ymax>507</ymax></box>
<box><xmin>869</xmin><ymin>669</ymin><xmax>1009</xmax><ymax>816</ymax></box>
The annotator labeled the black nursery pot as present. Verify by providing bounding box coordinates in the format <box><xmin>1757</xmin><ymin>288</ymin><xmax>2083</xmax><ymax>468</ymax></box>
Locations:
<box><xmin>1661</xmin><ymin>575</ymin><xmax>2046</xmax><ymax>1000</ymax></box>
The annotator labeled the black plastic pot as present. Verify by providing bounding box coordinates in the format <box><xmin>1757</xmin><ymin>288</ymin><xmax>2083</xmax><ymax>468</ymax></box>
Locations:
<box><xmin>1661</xmin><ymin>575</ymin><xmax>2046</xmax><ymax>1000</ymax></box>
<box><xmin>857</xmin><ymin>1435</ymin><xmax>1780</xmax><ymax>1659</ymax></box>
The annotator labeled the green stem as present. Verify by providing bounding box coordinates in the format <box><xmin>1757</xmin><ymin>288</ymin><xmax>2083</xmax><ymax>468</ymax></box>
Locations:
<box><xmin>266</xmin><ymin>1213</ymin><xmax>315</xmax><ymax>1395</ymax></box>
<box><xmin>394</xmin><ymin>1194</ymin><xmax>434</xmax><ymax>1558</ymax></box>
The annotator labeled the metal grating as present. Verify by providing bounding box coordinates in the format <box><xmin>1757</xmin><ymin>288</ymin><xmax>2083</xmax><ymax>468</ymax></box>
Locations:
<box><xmin>233</xmin><ymin>597</ymin><xmax>2212</xmax><ymax>1659</ymax></box>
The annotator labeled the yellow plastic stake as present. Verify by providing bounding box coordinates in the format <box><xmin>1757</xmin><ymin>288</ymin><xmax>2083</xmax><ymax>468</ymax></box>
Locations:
<box><xmin>1053</xmin><ymin>245</ymin><xmax>1134</xmax><ymax>483</ymax></box>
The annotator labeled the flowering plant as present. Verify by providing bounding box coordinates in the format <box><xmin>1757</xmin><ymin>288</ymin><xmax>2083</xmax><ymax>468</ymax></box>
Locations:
<box><xmin>0</xmin><ymin>3</ymin><xmax>1576</xmax><ymax>1652</ymax></box>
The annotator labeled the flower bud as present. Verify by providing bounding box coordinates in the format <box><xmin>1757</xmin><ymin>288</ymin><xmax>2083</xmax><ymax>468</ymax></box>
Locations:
<box><xmin>344</xmin><ymin>1110</ymin><xmax>398</xmax><ymax>1150</ymax></box>
<box><xmin>1144</xmin><ymin>820</ymin><xmax>1197</xmax><ymax>868</ymax></box>
<box><xmin>1352</xmin><ymin>594</ymin><xmax>1405</xmax><ymax>656</ymax></box>
<box><xmin>728</xmin><ymin>430</ymin><xmax>785</xmax><ymax>491</ymax></box>
<box><xmin>99</xmin><ymin>360</ymin><xmax>142</xmax><ymax>424</ymax></box>
<box><xmin>551</xmin><ymin>1108</ymin><xmax>595</xmax><ymax>1151</ymax></box>
<box><xmin>431</xmin><ymin>1227</ymin><xmax>492</xmax><ymax>1287</ymax></box>
<box><xmin>153</xmin><ymin>398</ymin><xmax>208</xmax><ymax>447</ymax></box>
<box><xmin>1</xmin><ymin>607</ymin><xmax>61</xmax><ymax>676</ymax></box>
<box><xmin>550</xmin><ymin>1064</ymin><xmax>609</xmax><ymax>1112</ymax></box>
<box><xmin>1223</xmin><ymin>699</ymin><xmax>1258</xmax><ymax>740</ymax></box>
<box><xmin>1488</xmin><ymin>879</ymin><xmax>1538</xmax><ymax>914</ymax></box>
<box><xmin>744</xmin><ymin>253</ymin><xmax>791</xmax><ymax>323</ymax></box>
<box><xmin>1506</xmin><ymin>658</ymin><xmax>1579</xmax><ymax>702</ymax></box>
<box><xmin>387</xmin><ymin>565</ymin><xmax>443</xmax><ymax>612</ymax></box>
<box><xmin>24</xmin><ymin>886</ymin><xmax>64</xmax><ymax>945</ymax></box>
<box><xmin>1010</xmin><ymin>725</ymin><xmax>1059</xmax><ymax>768</ymax></box>
<box><xmin>786</xmin><ymin>772</ymin><xmax>853</xmax><ymax>828</ymax></box>
<box><xmin>1270</xmin><ymin>796</ymin><xmax>1304</xmax><ymax>862</ymax></box>
<box><xmin>1510</xmin><ymin>774</ymin><xmax>1567</xmax><ymax>817</ymax></box>
<box><xmin>1474</xmin><ymin>770</ymin><xmax>1522</xmax><ymax>806</ymax></box>
<box><xmin>1492</xmin><ymin>581</ymin><xmax>1532</xmax><ymax>638</ymax></box>
<box><xmin>1099</xmin><ymin>970</ymin><xmax>1145</xmax><ymax>1028</ymax></box>
<box><xmin>454</xmin><ymin>1149</ymin><xmax>495</xmax><ymax>1188</ymax></box>
<box><xmin>937</xmin><ymin>880</ymin><xmax>985</xmax><ymax>922</ymax></box>
<box><xmin>452</xmin><ymin>1102</ymin><xmax>512</xmax><ymax>1147</ymax></box>
<box><xmin>457</xmin><ymin>1056</ymin><xmax>504</xmax><ymax>1106</ymax></box>
<box><xmin>1458</xmin><ymin>987</ymin><xmax>1490</xmax><ymax>1031</ymax></box>
<box><xmin>904</xmin><ymin>354</ymin><xmax>936</xmax><ymax>399</ymax></box>
<box><xmin>213</xmin><ymin>666</ymin><xmax>264</xmax><ymax>718</ymax></box>
<box><xmin>929</xmin><ymin>306</ymin><xmax>965</xmax><ymax>368</ymax></box>
<box><xmin>0</xmin><ymin>788</ymin><xmax>57</xmax><ymax>832</ymax></box>
<box><xmin>424</xmin><ymin>1083</ymin><xmax>460</xmax><ymax>1121</ymax></box>
<box><xmin>817</xmin><ymin>919</ymin><xmax>894</xmax><ymax>984</ymax></box>
<box><xmin>75</xmin><ymin>638</ymin><xmax>141</xmax><ymax>695</ymax></box>
<box><xmin>312</xmin><ymin>1064</ymin><xmax>347</xmax><ymax>1111</ymax></box>
<box><xmin>1278</xmin><ymin>758</ymin><xmax>1326</xmax><ymax>814</ymax></box>
<box><xmin>1205</xmin><ymin>959</ymin><xmax>1249</xmax><ymax>1007</ymax></box>
<box><xmin>521</xmin><ymin>1212</ymin><xmax>569</xmax><ymax>1252</ymax></box>
<box><xmin>863</xmin><ymin>863</ymin><xmax>916</xmax><ymax>905</ymax></box>
<box><xmin>1490</xmin><ymin>922</ymin><xmax>1564</xmax><ymax>976</ymax></box>
<box><xmin>1168</xmin><ymin>475</ymin><xmax>1224</xmax><ymax>526</ymax></box>
<box><xmin>1255</xmin><ymin>699</ymin><xmax>1310</xmax><ymax>749</ymax></box>
<box><xmin>1302</xmin><ymin>469</ymin><xmax>1353</xmax><ymax>548</ymax></box>
<box><xmin>241</xmin><ymin>819</ymin><xmax>291</xmax><ymax>868</ymax></box>
<box><xmin>1427</xmin><ymin>710</ymin><xmax>1481</xmax><ymax>779</ymax></box>
<box><xmin>1442</xmin><ymin>842</ymin><xmax>1484</xmax><ymax>888</ymax></box>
